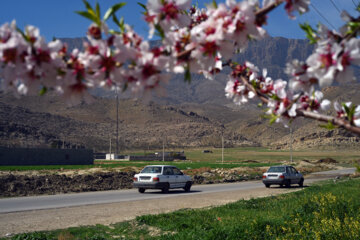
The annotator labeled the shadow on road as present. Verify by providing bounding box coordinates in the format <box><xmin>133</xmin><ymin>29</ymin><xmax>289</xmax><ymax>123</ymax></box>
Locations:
<box><xmin>141</xmin><ymin>190</ymin><xmax>202</xmax><ymax>195</ymax></box>
<box><xmin>269</xmin><ymin>185</ymin><xmax>309</xmax><ymax>189</ymax></box>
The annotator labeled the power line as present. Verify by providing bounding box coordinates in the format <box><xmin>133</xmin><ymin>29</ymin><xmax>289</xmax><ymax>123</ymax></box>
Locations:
<box><xmin>310</xmin><ymin>3</ymin><xmax>337</xmax><ymax>29</ymax></box>
<box><xmin>329</xmin><ymin>0</ymin><xmax>341</xmax><ymax>13</ymax></box>
<box><xmin>351</xmin><ymin>0</ymin><xmax>358</xmax><ymax>8</ymax></box>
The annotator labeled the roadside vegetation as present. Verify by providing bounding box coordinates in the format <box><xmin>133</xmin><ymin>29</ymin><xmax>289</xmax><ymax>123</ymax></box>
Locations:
<box><xmin>3</xmin><ymin>178</ymin><xmax>360</xmax><ymax>240</ymax></box>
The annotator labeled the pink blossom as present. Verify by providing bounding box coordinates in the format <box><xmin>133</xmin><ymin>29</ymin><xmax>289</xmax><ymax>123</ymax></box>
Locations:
<box><xmin>284</xmin><ymin>0</ymin><xmax>310</xmax><ymax>19</ymax></box>
<box><xmin>225</xmin><ymin>0</ymin><xmax>265</xmax><ymax>51</ymax></box>
<box><xmin>285</xmin><ymin>59</ymin><xmax>314</xmax><ymax>93</ymax></box>
<box><xmin>306</xmin><ymin>41</ymin><xmax>339</xmax><ymax>87</ymax></box>
<box><xmin>334</xmin><ymin>38</ymin><xmax>360</xmax><ymax>83</ymax></box>
<box><xmin>354</xmin><ymin>105</ymin><xmax>360</xmax><ymax>127</ymax></box>
<box><xmin>225</xmin><ymin>62</ymin><xmax>258</xmax><ymax>105</ymax></box>
<box><xmin>146</xmin><ymin>0</ymin><xmax>191</xmax><ymax>38</ymax></box>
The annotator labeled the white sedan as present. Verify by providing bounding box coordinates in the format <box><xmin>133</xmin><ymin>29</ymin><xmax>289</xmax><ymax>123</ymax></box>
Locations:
<box><xmin>133</xmin><ymin>165</ymin><xmax>193</xmax><ymax>193</ymax></box>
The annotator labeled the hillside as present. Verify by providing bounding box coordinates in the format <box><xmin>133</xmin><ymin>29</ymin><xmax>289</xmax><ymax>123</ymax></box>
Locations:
<box><xmin>0</xmin><ymin>36</ymin><xmax>359</xmax><ymax>151</ymax></box>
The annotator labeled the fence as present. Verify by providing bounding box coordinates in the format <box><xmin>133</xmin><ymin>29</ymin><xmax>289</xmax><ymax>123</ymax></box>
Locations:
<box><xmin>0</xmin><ymin>147</ymin><xmax>94</xmax><ymax>165</ymax></box>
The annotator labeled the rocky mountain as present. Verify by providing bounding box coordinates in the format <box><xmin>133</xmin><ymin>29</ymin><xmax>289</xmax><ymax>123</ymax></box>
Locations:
<box><xmin>0</xmin><ymin>36</ymin><xmax>359</xmax><ymax>151</ymax></box>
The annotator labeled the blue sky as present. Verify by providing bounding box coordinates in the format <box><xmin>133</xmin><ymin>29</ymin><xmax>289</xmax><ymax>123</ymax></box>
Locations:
<box><xmin>0</xmin><ymin>0</ymin><xmax>358</xmax><ymax>41</ymax></box>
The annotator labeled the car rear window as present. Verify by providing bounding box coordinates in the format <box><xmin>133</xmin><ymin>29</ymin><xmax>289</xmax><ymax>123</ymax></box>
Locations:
<box><xmin>141</xmin><ymin>166</ymin><xmax>162</xmax><ymax>174</ymax></box>
<box><xmin>267</xmin><ymin>167</ymin><xmax>286</xmax><ymax>173</ymax></box>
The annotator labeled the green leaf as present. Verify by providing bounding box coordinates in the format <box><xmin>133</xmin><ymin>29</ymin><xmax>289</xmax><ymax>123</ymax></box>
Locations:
<box><xmin>342</xmin><ymin>103</ymin><xmax>352</xmax><ymax>118</ymax></box>
<box><xmin>270</xmin><ymin>94</ymin><xmax>281</xmax><ymax>101</ymax></box>
<box><xmin>16</xmin><ymin>27</ymin><xmax>29</xmax><ymax>42</ymax></box>
<box><xmin>269</xmin><ymin>114</ymin><xmax>278</xmax><ymax>125</ymax></box>
<box><xmin>108</xmin><ymin>29</ymin><xmax>122</xmax><ymax>35</ymax></box>
<box><xmin>112</xmin><ymin>14</ymin><xmax>121</xmax><ymax>27</ymax></box>
<box><xmin>137</xmin><ymin>2</ymin><xmax>147</xmax><ymax>11</ymax></box>
<box><xmin>299</xmin><ymin>23</ymin><xmax>317</xmax><ymax>44</ymax></box>
<box><xmin>104</xmin><ymin>2</ymin><xmax>126</xmax><ymax>21</ymax></box>
<box><xmin>155</xmin><ymin>24</ymin><xmax>165</xmax><ymax>40</ymax></box>
<box><xmin>346</xmin><ymin>21</ymin><xmax>360</xmax><ymax>35</ymax></box>
<box><xmin>39</xmin><ymin>87</ymin><xmax>47</xmax><ymax>96</ymax></box>
<box><xmin>212</xmin><ymin>0</ymin><xmax>218</xmax><ymax>8</ymax></box>
<box><xmin>119</xmin><ymin>17</ymin><xmax>125</xmax><ymax>33</ymax></box>
<box><xmin>96</xmin><ymin>2</ymin><xmax>101</xmax><ymax>20</ymax></box>
<box><xmin>82</xmin><ymin>0</ymin><xmax>94</xmax><ymax>14</ymax></box>
<box><xmin>75</xmin><ymin>11</ymin><xmax>98</xmax><ymax>23</ymax></box>
<box><xmin>112</xmin><ymin>15</ymin><xmax>125</xmax><ymax>33</ymax></box>
<box><xmin>319</xmin><ymin>121</ymin><xmax>336</xmax><ymax>130</ymax></box>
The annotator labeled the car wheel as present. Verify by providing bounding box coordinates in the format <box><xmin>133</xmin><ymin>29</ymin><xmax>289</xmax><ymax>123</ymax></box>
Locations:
<box><xmin>299</xmin><ymin>178</ymin><xmax>304</xmax><ymax>187</ymax></box>
<box><xmin>138</xmin><ymin>188</ymin><xmax>145</xmax><ymax>193</ymax></box>
<box><xmin>285</xmin><ymin>180</ymin><xmax>291</xmax><ymax>188</ymax></box>
<box><xmin>265</xmin><ymin>184</ymin><xmax>270</xmax><ymax>188</ymax></box>
<box><xmin>184</xmin><ymin>182</ymin><xmax>192</xmax><ymax>192</ymax></box>
<box><xmin>162</xmin><ymin>183</ymin><xmax>169</xmax><ymax>193</ymax></box>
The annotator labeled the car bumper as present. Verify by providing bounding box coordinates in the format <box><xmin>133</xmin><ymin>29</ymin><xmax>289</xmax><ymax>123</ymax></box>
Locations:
<box><xmin>262</xmin><ymin>179</ymin><xmax>286</xmax><ymax>185</ymax></box>
<box><xmin>133</xmin><ymin>182</ymin><xmax>168</xmax><ymax>189</ymax></box>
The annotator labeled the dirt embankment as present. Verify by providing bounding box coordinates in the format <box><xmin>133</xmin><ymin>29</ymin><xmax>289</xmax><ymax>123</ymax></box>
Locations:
<box><xmin>0</xmin><ymin>172</ymin><xmax>135</xmax><ymax>197</ymax></box>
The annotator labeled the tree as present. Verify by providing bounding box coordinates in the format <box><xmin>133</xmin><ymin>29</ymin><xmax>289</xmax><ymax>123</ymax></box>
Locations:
<box><xmin>1</xmin><ymin>0</ymin><xmax>360</xmax><ymax>134</ymax></box>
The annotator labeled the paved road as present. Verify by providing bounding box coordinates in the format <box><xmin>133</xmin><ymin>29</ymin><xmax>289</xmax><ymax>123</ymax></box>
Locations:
<box><xmin>0</xmin><ymin>168</ymin><xmax>355</xmax><ymax>214</ymax></box>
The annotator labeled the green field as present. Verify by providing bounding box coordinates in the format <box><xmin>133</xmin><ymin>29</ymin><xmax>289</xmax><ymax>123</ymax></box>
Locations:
<box><xmin>124</xmin><ymin>147</ymin><xmax>360</xmax><ymax>163</ymax></box>
<box><xmin>1</xmin><ymin>147</ymin><xmax>359</xmax><ymax>171</ymax></box>
<box><xmin>4</xmin><ymin>178</ymin><xmax>360</xmax><ymax>239</ymax></box>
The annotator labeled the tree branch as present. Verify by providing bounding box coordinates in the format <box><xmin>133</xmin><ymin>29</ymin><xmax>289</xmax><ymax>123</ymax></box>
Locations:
<box><xmin>296</xmin><ymin>110</ymin><xmax>360</xmax><ymax>135</ymax></box>
<box><xmin>255</xmin><ymin>0</ymin><xmax>285</xmax><ymax>18</ymax></box>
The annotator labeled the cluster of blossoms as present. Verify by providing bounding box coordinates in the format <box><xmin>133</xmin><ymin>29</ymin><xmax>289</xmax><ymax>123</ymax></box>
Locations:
<box><xmin>223</xmin><ymin>1</ymin><xmax>360</xmax><ymax>129</ymax></box>
<box><xmin>0</xmin><ymin>20</ymin><xmax>170</xmax><ymax>104</ymax></box>
<box><xmin>1</xmin><ymin>0</ymin><xmax>360</xmax><ymax>131</ymax></box>
<box><xmin>0</xmin><ymin>21</ymin><xmax>66</xmax><ymax>96</ymax></box>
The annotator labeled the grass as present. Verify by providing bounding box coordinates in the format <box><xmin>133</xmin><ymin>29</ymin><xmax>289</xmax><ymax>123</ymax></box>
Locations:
<box><xmin>1</xmin><ymin>146</ymin><xmax>359</xmax><ymax>171</ymax></box>
<box><xmin>126</xmin><ymin>147</ymin><xmax>360</xmax><ymax>164</ymax></box>
<box><xmin>4</xmin><ymin>178</ymin><xmax>360</xmax><ymax>240</ymax></box>
<box><xmin>0</xmin><ymin>161</ymin><xmax>279</xmax><ymax>172</ymax></box>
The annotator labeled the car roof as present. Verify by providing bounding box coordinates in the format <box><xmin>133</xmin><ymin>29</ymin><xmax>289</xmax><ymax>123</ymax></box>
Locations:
<box><xmin>143</xmin><ymin>165</ymin><xmax>176</xmax><ymax>167</ymax></box>
<box><xmin>269</xmin><ymin>165</ymin><xmax>293</xmax><ymax>168</ymax></box>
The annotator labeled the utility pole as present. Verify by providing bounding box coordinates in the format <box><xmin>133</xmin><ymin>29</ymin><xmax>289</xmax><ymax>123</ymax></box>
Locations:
<box><xmin>222</xmin><ymin>134</ymin><xmax>224</xmax><ymax>164</ymax></box>
<box><xmin>116</xmin><ymin>87</ymin><xmax>119</xmax><ymax>160</ymax></box>
<box><xmin>162</xmin><ymin>139</ymin><xmax>165</xmax><ymax>162</ymax></box>
<box><xmin>109</xmin><ymin>138</ymin><xmax>112</xmax><ymax>160</ymax></box>
<box><xmin>290</xmin><ymin>127</ymin><xmax>293</xmax><ymax>163</ymax></box>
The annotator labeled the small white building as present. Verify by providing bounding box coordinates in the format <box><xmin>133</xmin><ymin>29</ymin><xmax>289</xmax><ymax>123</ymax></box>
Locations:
<box><xmin>105</xmin><ymin>154</ymin><xmax>129</xmax><ymax>161</ymax></box>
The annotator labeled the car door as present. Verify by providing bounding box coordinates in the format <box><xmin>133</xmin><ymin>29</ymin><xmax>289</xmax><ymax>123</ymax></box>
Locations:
<box><xmin>286</xmin><ymin>166</ymin><xmax>295</xmax><ymax>183</ymax></box>
<box><xmin>288</xmin><ymin>167</ymin><xmax>298</xmax><ymax>183</ymax></box>
<box><xmin>290</xmin><ymin>167</ymin><xmax>301</xmax><ymax>183</ymax></box>
<box><xmin>163</xmin><ymin>166</ymin><xmax>176</xmax><ymax>188</ymax></box>
<box><xmin>172</xmin><ymin>167</ymin><xmax>186</xmax><ymax>188</ymax></box>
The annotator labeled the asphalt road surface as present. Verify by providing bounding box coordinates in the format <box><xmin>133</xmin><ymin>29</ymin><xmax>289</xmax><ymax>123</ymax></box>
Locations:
<box><xmin>0</xmin><ymin>168</ymin><xmax>355</xmax><ymax>214</ymax></box>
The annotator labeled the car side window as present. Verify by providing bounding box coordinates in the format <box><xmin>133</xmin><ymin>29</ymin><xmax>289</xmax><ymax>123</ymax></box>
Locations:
<box><xmin>163</xmin><ymin>167</ymin><xmax>174</xmax><ymax>175</ymax></box>
<box><xmin>172</xmin><ymin>167</ymin><xmax>182</xmax><ymax>175</ymax></box>
<box><xmin>291</xmin><ymin>167</ymin><xmax>297</xmax><ymax>174</ymax></box>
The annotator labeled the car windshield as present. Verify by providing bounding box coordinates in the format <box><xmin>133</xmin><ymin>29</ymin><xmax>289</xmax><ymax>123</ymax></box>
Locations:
<box><xmin>141</xmin><ymin>166</ymin><xmax>162</xmax><ymax>174</ymax></box>
<box><xmin>267</xmin><ymin>166</ymin><xmax>286</xmax><ymax>173</ymax></box>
